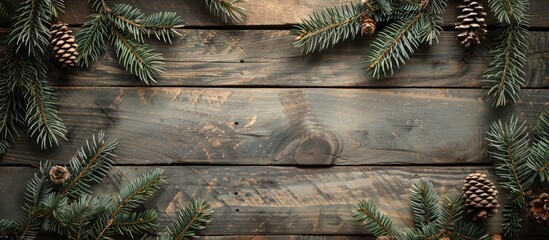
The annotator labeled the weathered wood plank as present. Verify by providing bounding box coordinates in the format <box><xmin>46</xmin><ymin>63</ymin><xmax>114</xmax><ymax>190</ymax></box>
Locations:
<box><xmin>1</xmin><ymin>88</ymin><xmax>547</xmax><ymax>165</ymax></box>
<box><xmin>1</xmin><ymin>166</ymin><xmax>547</xmax><ymax>235</ymax></box>
<box><xmin>46</xmin><ymin>31</ymin><xmax>549</xmax><ymax>87</ymax></box>
<box><xmin>3</xmin><ymin>0</ymin><xmax>547</xmax><ymax>27</ymax></box>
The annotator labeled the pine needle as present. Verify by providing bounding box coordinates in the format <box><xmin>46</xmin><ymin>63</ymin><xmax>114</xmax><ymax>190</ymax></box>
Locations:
<box><xmin>203</xmin><ymin>0</ymin><xmax>247</xmax><ymax>23</ymax></box>
<box><xmin>160</xmin><ymin>199</ymin><xmax>213</xmax><ymax>240</ymax></box>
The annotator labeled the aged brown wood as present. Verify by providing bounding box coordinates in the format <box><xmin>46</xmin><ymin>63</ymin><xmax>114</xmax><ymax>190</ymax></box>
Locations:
<box><xmin>0</xmin><ymin>88</ymin><xmax>547</xmax><ymax>166</ymax></box>
<box><xmin>1</xmin><ymin>166</ymin><xmax>547</xmax><ymax>236</ymax></box>
<box><xmin>3</xmin><ymin>0</ymin><xmax>547</xmax><ymax>27</ymax></box>
<box><xmin>46</xmin><ymin>31</ymin><xmax>549</xmax><ymax>88</ymax></box>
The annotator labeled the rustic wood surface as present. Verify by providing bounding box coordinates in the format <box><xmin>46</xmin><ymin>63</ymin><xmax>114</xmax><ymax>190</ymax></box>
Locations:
<box><xmin>1</xmin><ymin>88</ymin><xmax>547</xmax><ymax>166</ymax></box>
<box><xmin>2</xmin><ymin>0</ymin><xmax>548</xmax><ymax>27</ymax></box>
<box><xmin>1</xmin><ymin>166</ymin><xmax>548</xmax><ymax>236</ymax></box>
<box><xmin>1</xmin><ymin>0</ymin><xmax>549</xmax><ymax>239</ymax></box>
<box><xmin>47</xmin><ymin>31</ymin><xmax>549</xmax><ymax>88</ymax></box>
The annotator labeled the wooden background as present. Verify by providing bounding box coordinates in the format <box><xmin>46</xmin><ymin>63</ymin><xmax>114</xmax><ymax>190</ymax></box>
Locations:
<box><xmin>1</xmin><ymin>0</ymin><xmax>549</xmax><ymax>239</ymax></box>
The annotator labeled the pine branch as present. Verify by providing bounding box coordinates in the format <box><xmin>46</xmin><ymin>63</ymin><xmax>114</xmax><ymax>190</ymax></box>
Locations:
<box><xmin>450</xmin><ymin>222</ymin><xmax>491</xmax><ymax>240</ymax></box>
<box><xmin>487</xmin><ymin>117</ymin><xmax>536</xmax><ymax>205</ymax></box>
<box><xmin>19</xmin><ymin>161</ymin><xmax>54</xmax><ymax>240</ymax></box>
<box><xmin>23</xmin><ymin>72</ymin><xmax>67</xmax><ymax>149</ymax></box>
<box><xmin>0</xmin><ymin>0</ymin><xmax>14</xmax><ymax>19</ymax></box>
<box><xmin>410</xmin><ymin>178</ymin><xmax>440</xmax><ymax>226</ymax></box>
<box><xmin>352</xmin><ymin>200</ymin><xmax>400</xmax><ymax>239</ymax></box>
<box><xmin>160</xmin><ymin>199</ymin><xmax>213</xmax><ymax>240</ymax></box>
<box><xmin>434</xmin><ymin>194</ymin><xmax>462</xmax><ymax>232</ymax></box>
<box><xmin>39</xmin><ymin>193</ymin><xmax>69</xmax><ymax>235</ymax></box>
<box><xmin>0</xmin><ymin>78</ymin><xmax>23</xmax><ymax>147</ymax></box>
<box><xmin>76</xmin><ymin>13</ymin><xmax>109</xmax><ymax>68</ymax></box>
<box><xmin>488</xmin><ymin>0</ymin><xmax>528</xmax><ymax>25</ymax></box>
<box><xmin>500</xmin><ymin>201</ymin><xmax>523</xmax><ymax>238</ymax></box>
<box><xmin>483</xmin><ymin>25</ymin><xmax>529</xmax><ymax>107</ymax></box>
<box><xmin>49</xmin><ymin>0</ymin><xmax>65</xmax><ymax>18</ymax></box>
<box><xmin>292</xmin><ymin>2</ymin><xmax>367</xmax><ymax>54</ymax></box>
<box><xmin>528</xmin><ymin>108</ymin><xmax>549</xmax><ymax>182</ymax></box>
<box><xmin>0</xmin><ymin>219</ymin><xmax>19</xmax><ymax>238</ymax></box>
<box><xmin>9</xmin><ymin>0</ymin><xmax>53</xmax><ymax>56</ymax></box>
<box><xmin>534</xmin><ymin>107</ymin><xmax>549</xmax><ymax>142</ymax></box>
<box><xmin>110</xmin><ymin>28</ymin><xmax>165</xmax><ymax>84</ymax></box>
<box><xmin>54</xmin><ymin>195</ymin><xmax>110</xmax><ymax>239</ymax></box>
<box><xmin>90</xmin><ymin>168</ymin><xmax>166</xmax><ymax>240</ymax></box>
<box><xmin>61</xmin><ymin>132</ymin><xmax>118</xmax><ymax>198</ymax></box>
<box><xmin>112</xmin><ymin>209</ymin><xmax>158</xmax><ymax>238</ymax></box>
<box><xmin>203</xmin><ymin>0</ymin><xmax>247</xmax><ymax>23</ymax></box>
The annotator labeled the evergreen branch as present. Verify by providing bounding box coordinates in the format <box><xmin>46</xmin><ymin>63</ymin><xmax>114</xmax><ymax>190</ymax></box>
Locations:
<box><xmin>0</xmin><ymin>0</ymin><xmax>14</xmax><ymax>19</ymax></box>
<box><xmin>534</xmin><ymin>107</ymin><xmax>549</xmax><ymax>142</ymax></box>
<box><xmin>483</xmin><ymin>25</ymin><xmax>529</xmax><ymax>107</ymax></box>
<box><xmin>487</xmin><ymin>117</ymin><xmax>536</xmax><ymax>205</ymax></box>
<box><xmin>0</xmin><ymin>78</ymin><xmax>22</xmax><ymax>145</ymax></box>
<box><xmin>488</xmin><ymin>0</ymin><xmax>528</xmax><ymax>25</ymax></box>
<box><xmin>110</xmin><ymin>28</ymin><xmax>165</xmax><ymax>84</ymax></box>
<box><xmin>49</xmin><ymin>0</ymin><xmax>64</xmax><ymax>18</ymax></box>
<box><xmin>203</xmin><ymin>0</ymin><xmax>247</xmax><ymax>23</ymax></box>
<box><xmin>160</xmin><ymin>199</ymin><xmax>213</xmax><ymax>240</ymax></box>
<box><xmin>112</xmin><ymin>209</ymin><xmax>158</xmax><ymax>238</ymax></box>
<box><xmin>140</xmin><ymin>12</ymin><xmax>183</xmax><ymax>43</ymax></box>
<box><xmin>291</xmin><ymin>2</ymin><xmax>367</xmax><ymax>54</ymax></box>
<box><xmin>55</xmin><ymin>195</ymin><xmax>110</xmax><ymax>239</ymax></box>
<box><xmin>39</xmin><ymin>193</ymin><xmax>69</xmax><ymax>235</ymax></box>
<box><xmin>9</xmin><ymin>0</ymin><xmax>53</xmax><ymax>56</ymax></box>
<box><xmin>23</xmin><ymin>72</ymin><xmax>67</xmax><ymax>149</ymax></box>
<box><xmin>19</xmin><ymin>161</ymin><xmax>54</xmax><ymax>240</ymax></box>
<box><xmin>61</xmin><ymin>132</ymin><xmax>118</xmax><ymax>198</ymax></box>
<box><xmin>0</xmin><ymin>219</ymin><xmax>19</xmax><ymax>238</ymax></box>
<box><xmin>409</xmin><ymin>178</ymin><xmax>440</xmax><ymax>226</ymax></box>
<box><xmin>450</xmin><ymin>222</ymin><xmax>490</xmax><ymax>240</ymax></box>
<box><xmin>352</xmin><ymin>200</ymin><xmax>400</xmax><ymax>239</ymax></box>
<box><xmin>92</xmin><ymin>168</ymin><xmax>166</xmax><ymax>240</ymax></box>
<box><xmin>528</xmin><ymin>108</ymin><xmax>549</xmax><ymax>182</ymax></box>
<box><xmin>500</xmin><ymin>201</ymin><xmax>523</xmax><ymax>238</ymax></box>
<box><xmin>0</xmin><ymin>140</ymin><xmax>8</xmax><ymax>155</ymax></box>
<box><xmin>76</xmin><ymin>13</ymin><xmax>109</xmax><ymax>68</ymax></box>
<box><xmin>364</xmin><ymin>13</ymin><xmax>424</xmax><ymax>79</ymax></box>
<box><xmin>435</xmin><ymin>194</ymin><xmax>462</xmax><ymax>232</ymax></box>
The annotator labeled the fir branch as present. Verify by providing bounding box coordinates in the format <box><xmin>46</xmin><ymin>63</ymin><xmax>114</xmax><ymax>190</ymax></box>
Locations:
<box><xmin>110</xmin><ymin>29</ymin><xmax>165</xmax><ymax>84</ymax></box>
<box><xmin>0</xmin><ymin>78</ymin><xmax>22</xmax><ymax>146</ymax></box>
<box><xmin>488</xmin><ymin>0</ymin><xmax>528</xmax><ymax>25</ymax></box>
<box><xmin>487</xmin><ymin>117</ymin><xmax>536</xmax><ymax>205</ymax></box>
<box><xmin>76</xmin><ymin>13</ymin><xmax>109</xmax><ymax>68</ymax></box>
<box><xmin>352</xmin><ymin>200</ymin><xmax>400</xmax><ymax>239</ymax></box>
<box><xmin>0</xmin><ymin>0</ymin><xmax>14</xmax><ymax>19</ymax></box>
<box><xmin>49</xmin><ymin>0</ymin><xmax>65</xmax><ymax>18</ymax></box>
<box><xmin>160</xmin><ymin>199</ymin><xmax>213</xmax><ymax>240</ymax></box>
<box><xmin>203</xmin><ymin>0</ymin><xmax>247</xmax><ymax>23</ymax></box>
<box><xmin>528</xmin><ymin>108</ymin><xmax>549</xmax><ymax>182</ymax></box>
<box><xmin>141</xmin><ymin>12</ymin><xmax>183</xmax><ymax>43</ymax></box>
<box><xmin>410</xmin><ymin>178</ymin><xmax>440</xmax><ymax>226</ymax></box>
<box><xmin>450</xmin><ymin>222</ymin><xmax>491</xmax><ymax>240</ymax></box>
<box><xmin>292</xmin><ymin>2</ymin><xmax>367</xmax><ymax>54</ymax></box>
<box><xmin>483</xmin><ymin>25</ymin><xmax>529</xmax><ymax>107</ymax></box>
<box><xmin>9</xmin><ymin>0</ymin><xmax>53</xmax><ymax>56</ymax></box>
<box><xmin>0</xmin><ymin>219</ymin><xmax>19</xmax><ymax>238</ymax></box>
<box><xmin>91</xmin><ymin>168</ymin><xmax>166</xmax><ymax>240</ymax></box>
<box><xmin>434</xmin><ymin>194</ymin><xmax>462</xmax><ymax>232</ymax></box>
<box><xmin>19</xmin><ymin>161</ymin><xmax>54</xmax><ymax>240</ymax></box>
<box><xmin>500</xmin><ymin>202</ymin><xmax>523</xmax><ymax>238</ymax></box>
<box><xmin>534</xmin><ymin>107</ymin><xmax>549</xmax><ymax>142</ymax></box>
<box><xmin>61</xmin><ymin>132</ymin><xmax>118</xmax><ymax>198</ymax></box>
<box><xmin>112</xmin><ymin>209</ymin><xmax>158</xmax><ymax>238</ymax></box>
<box><xmin>23</xmin><ymin>72</ymin><xmax>67</xmax><ymax>149</ymax></box>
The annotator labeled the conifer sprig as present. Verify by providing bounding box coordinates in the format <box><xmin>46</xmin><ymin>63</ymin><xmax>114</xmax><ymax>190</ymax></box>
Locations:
<box><xmin>484</xmin><ymin>0</ymin><xmax>529</xmax><ymax>107</ymax></box>
<box><xmin>352</xmin><ymin>199</ymin><xmax>400</xmax><ymax>239</ymax></box>
<box><xmin>77</xmin><ymin>0</ymin><xmax>182</xmax><ymax>83</ymax></box>
<box><xmin>160</xmin><ymin>199</ymin><xmax>214</xmax><ymax>240</ymax></box>
<box><xmin>0</xmin><ymin>0</ymin><xmax>14</xmax><ymax>19</ymax></box>
<box><xmin>203</xmin><ymin>0</ymin><xmax>247</xmax><ymax>23</ymax></box>
<box><xmin>410</xmin><ymin>178</ymin><xmax>440</xmax><ymax>226</ymax></box>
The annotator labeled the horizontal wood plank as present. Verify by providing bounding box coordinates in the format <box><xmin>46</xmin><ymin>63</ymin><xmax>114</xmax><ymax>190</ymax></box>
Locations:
<box><xmin>2</xmin><ymin>0</ymin><xmax>547</xmax><ymax>27</ymax></box>
<box><xmin>45</xmin><ymin>31</ymin><xmax>549</xmax><ymax>88</ymax></box>
<box><xmin>1</xmin><ymin>166</ymin><xmax>547</xmax><ymax>235</ymax></box>
<box><xmin>0</xmin><ymin>88</ymin><xmax>547</xmax><ymax>166</ymax></box>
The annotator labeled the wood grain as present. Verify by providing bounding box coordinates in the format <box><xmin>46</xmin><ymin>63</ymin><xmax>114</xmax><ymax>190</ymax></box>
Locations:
<box><xmin>45</xmin><ymin>30</ymin><xmax>549</xmax><ymax>87</ymax></box>
<box><xmin>2</xmin><ymin>0</ymin><xmax>547</xmax><ymax>27</ymax></box>
<box><xmin>0</xmin><ymin>88</ymin><xmax>547</xmax><ymax>166</ymax></box>
<box><xmin>1</xmin><ymin>166</ymin><xmax>548</xmax><ymax>236</ymax></box>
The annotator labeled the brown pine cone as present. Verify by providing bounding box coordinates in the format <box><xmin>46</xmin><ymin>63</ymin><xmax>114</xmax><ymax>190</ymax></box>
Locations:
<box><xmin>455</xmin><ymin>0</ymin><xmax>487</xmax><ymax>47</ymax></box>
<box><xmin>49</xmin><ymin>165</ymin><xmax>70</xmax><ymax>184</ymax></box>
<box><xmin>50</xmin><ymin>22</ymin><xmax>79</xmax><ymax>67</ymax></box>
<box><xmin>462</xmin><ymin>173</ymin><xmax>500</xmax><ymax>221</ymax></box>
<box><xmin>362</xmin><ymin>18</ymin><xmax>376</xmax><ymax>36</ymax></box>
<box><xmin>528</xmin><ymin>192</ymin><xmax>549</xmax><ymax>225</ymax></box>
<box><xmin>376</xmin><ymin>236</ymin><xmax>389</xmax><ymax>240</ymax></box>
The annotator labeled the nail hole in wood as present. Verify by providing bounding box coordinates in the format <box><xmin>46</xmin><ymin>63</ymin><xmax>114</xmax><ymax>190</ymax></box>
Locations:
<box><xmin>240</xmin><ymin>59</ymin><xmax>244</xmax><ymax>63</ymax></box>
<box><xmin>234</xmin><ymin>122</ymin><xmax>239</xmax><ymax>125</ymax></box>
<box><xmin>234</xmin><ymin>192</ymin><xmax>238</xmax><ymax>195</ymax></box>
<box><xmin>235</xmin><ymin>209</ymin><xmax>240</xmax><ymax>212</ymax></box>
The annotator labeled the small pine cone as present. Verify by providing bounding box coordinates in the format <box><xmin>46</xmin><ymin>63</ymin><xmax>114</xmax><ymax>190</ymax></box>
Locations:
<box><xmin>492</xmin><ymin>234</ymin><xmax>502</xmax><ymax>240</ymax></box>
<box><xmin>362</xmin><ymin>18</ymin><xmax>376</xmax><ymax>36</ymax></box>
<box><xmin>50</xmin><ymin>22</ymin><xmax>78</xmax><ymax>67</ymax></box>
<box><xmin>462</xmin><ymin>173</ymin><xmax>500</xmax><ymax>221</ymax></box>
<box><xmin>376</xmin><ymin>236</ymin><xmax>389</xmax><ymax>240</ymax></box>
<box><xmin>455</xmin><ymin>0</ymin><xmax>487</xmax><ymax>47</ymax></box>
<box><xmin>528</xmin><ymin>192</ymin><xmax>549</xmax><ymax>226</ymax></box>
<box><xmin>49</xmin><ymin>165</ymin><xmax>70</xmax><ymax>184</ymax></box>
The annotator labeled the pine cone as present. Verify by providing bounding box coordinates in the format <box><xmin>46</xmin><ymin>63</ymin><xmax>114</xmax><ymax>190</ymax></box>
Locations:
<box><xmin>376</xmin><ymin>236</ymin><xmax>389</xmax><ymax>240</ymax></box>
<box><xmin>49</xmin><ymin>165</ymin><xmax>70</xmax><ymax>184</ymax></box>
<box><xmin>362</xmin><ymin>18</ymin><xmax>376</xmax><ymax>36</ymax></box>
<box><xmin>492</xmin><ymin>234</ymin><xmax>502</xmax><ymax>240</ymax></box>
<box><xmin>528</xmin><ymin>192</ymin><xmax>549</xmax><ymax>225</ymax></box>
<box><xmin>50</xmin><ymin>22</ymin><xmax>78</xmax><ymax>67</ymax></box>
<box><xmin>455</xmin><ymin>0</ymin><xmax>487</xmax><ymax>47</ymax></box>
<box><xmin>462</xmin><ymin>173</ymin><xmax>500</xmax><ymax>221</ymax></box>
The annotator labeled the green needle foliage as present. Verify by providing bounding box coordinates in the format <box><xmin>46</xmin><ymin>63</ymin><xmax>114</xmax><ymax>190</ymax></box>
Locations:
<box><xmin>352</xmin><ymin>178</ymin><xmax>489</xmax><ymax>240</ymax></box>
<box><xmin>0</xmin><ymin>0</ymin><xmax>14</xmax><ymax>19</ymax></box>
<box><xmin>486</xmin><ymin>107</ymin><xmax>549</xmax><ymax>239</ymax></box>
<box><xmin>0</xmin><ymin>0</ymin><xmax>67</xmax><ymax>155</ymax></box>
<box><xmin>0</xmin><ymin>132</ymin><xmax>212</xmax><ymax>240</ymax></box>
<box><xmin>76</xmin><ymin>0</ymin><xmax>183</xmax><ymax>84</ymax></box>
<box><xmin>203</xmin><ymin>0</ymin><xmax>247</xmax><ymax>23</ymax></box>
<box><xmin>483</xmin><ymin>0</ymin><xmax>529</xmax><ymax>107</ymax></box>
<box><xmin>291</xmin><ymin>0</ymin><xmax>446</xmax><ymax>79</ymax></box>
